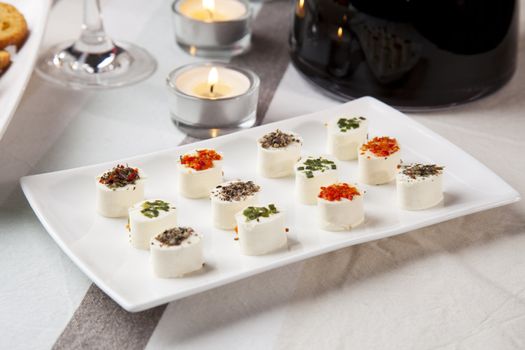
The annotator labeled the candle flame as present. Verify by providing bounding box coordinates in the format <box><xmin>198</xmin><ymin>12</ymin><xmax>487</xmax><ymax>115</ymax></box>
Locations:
<box><xmin>203</xmin><ymin>0</ymin><xmax>215</xmax><ymax>13</ymax></box>
<box><xmin>337</xmin><ymin>27</ymin><xmax>343</xmax><ymax>39</ymax></box>
<box><xmin>208</xmin><ymin>67</ymin><xmax>218</xmax><ymax>93</ymax></box>
<box><xmin>299</xmin><ymin>0</ymin><xmax>304</xmax><ymax>9</ymax></box>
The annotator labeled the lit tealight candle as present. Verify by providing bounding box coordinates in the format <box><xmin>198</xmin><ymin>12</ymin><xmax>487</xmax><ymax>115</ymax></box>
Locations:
<box><xmin>190</xmin><ymin>67</ymin><xmax>233</xmax><ymax>99</ymax></box>
<box><xmin>172</xmin><ymin>0</ymin><xmax>252</xmax><ymax>57</ymax></box>
<box><xmin>183</xmin><ymin>0</ymin><xmax>244</xmax><ymax>21</ymax></box>
<box><xmin>175</xmin><ymin>65</ymin><xmax>250</xmax><ymax>100</ymax></box>
<box><xmin>167</xmin><ymin>62</ymin><xmax>260</xmax><ymax>137</ymax></box>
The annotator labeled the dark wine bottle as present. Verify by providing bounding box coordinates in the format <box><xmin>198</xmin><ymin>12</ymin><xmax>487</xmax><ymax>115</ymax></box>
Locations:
<box><xmin>290</xmin><ymin>0</ymin><xmax>518</xmax><ymax>110</ymax></box>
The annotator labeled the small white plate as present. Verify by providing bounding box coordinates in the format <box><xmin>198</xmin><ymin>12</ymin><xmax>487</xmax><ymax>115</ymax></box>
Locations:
<box><xmin>0</xmin><ymin>0</ymin><xmax>52</xmax><ymax>139</ymax></box>
<box><xmin>21</xmin><ymin>97</ymin><xmax>520</xmax><ymax>312</ymax></box>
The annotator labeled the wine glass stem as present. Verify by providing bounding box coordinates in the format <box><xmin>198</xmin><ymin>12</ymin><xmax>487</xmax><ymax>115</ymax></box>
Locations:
<box><xmin>74</xmin><ymin>0</ymin><xmax>115</xmax><ymax>53</ymax></box>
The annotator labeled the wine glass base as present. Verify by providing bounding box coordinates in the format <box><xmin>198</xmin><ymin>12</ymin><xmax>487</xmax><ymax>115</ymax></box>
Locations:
<box><xmin>36</xmin><ymin>41</ymin><xmax>157</xmax><ymax>90</ymax></box>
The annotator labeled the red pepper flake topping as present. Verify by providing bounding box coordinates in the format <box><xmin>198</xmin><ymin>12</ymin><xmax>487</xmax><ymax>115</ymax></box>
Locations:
<box><xmin>180</xmin><ymin>149</ymin><xmax>222</xmax><ymax>171</ymax></box>
<box><xmin>360</xmin><ymin>136</ymin><xmax>399</xmax><ymax>157</ymax></box>
<box><xmin>318</xmin><ymin>183</ymin><xmax>360</xmax><ymax>202</ymax></box>
<box><xmin>99</xmin><ymin>164</ymin><xmax>140</xmax><ymax>189</ymax></box>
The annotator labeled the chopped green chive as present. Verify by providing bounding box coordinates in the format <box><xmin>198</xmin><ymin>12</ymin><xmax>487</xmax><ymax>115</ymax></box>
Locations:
<box><xmin>297</xmin><ymin>157</ymin><xmax>336</xmax><ymax>178</ymax></box>
<box><xmin>243</xmin><ymin>204</ymin><xmax>279</xmax><ymax>222</ymax></box>
<box><xmin>337</xmin><ymin>116</ymin><xmax>365</xmax><ymax>132</ymax></box>
<box><xmin>141</xmin><ymin>200</ymin><xmax>171</xmax><ymax>218</ymax></box>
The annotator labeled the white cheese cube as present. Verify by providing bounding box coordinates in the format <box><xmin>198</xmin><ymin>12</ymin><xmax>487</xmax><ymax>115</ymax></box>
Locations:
<box><xmin>128</xmin><ymin>200</ymin><xmax>177</xmax><ymax>250</ymax></box>
<box><xmin>150</xmin><ymin>227</ymin><xmax>204</xmax><ymax>278</ymax></box>
<box><xmin>177</xmin><ymin>150</ymin><xmax>223</xmax><ymax>199</ymax></box>
<box><xmin>358</xmin><ymin>137</ymin><xmax>401</xmax><ymax>185</ymax></box>
<box><xmin>396</xmin><ymin>164</ymin><xmax>444</xmax><ymax>210</ymax></box>
<box><xmin>235</xmin><ymin>205</ymin><xmax>287</xmax><ymax>256</ymax></box>
<box><xmin>210</xmin><ymin>180</ymin><xmax>260</xmax><ymax>230</ymax></box>
<box><xmin>96</xmin><ymin>166</ymin><xmax>144</xmax><ymax>218</ymax></box>
<box><xmin>326</xmin><ymin>116</ymin><xmax>368</xmax><ymax>160</ymax></box>
<box><xmin>317</xmin><ymin>184</ymin><xmax>364</xmax><ymax>231</ymax></box>
<box><xmin>295</xmin><ymin>156</ymin><xmax>338</xmax><ymax>205</ymax></box>
<box><xmin>257</xmin><ymin>130</ymin><xmax>302</xmax><ymax>178</ymax></box>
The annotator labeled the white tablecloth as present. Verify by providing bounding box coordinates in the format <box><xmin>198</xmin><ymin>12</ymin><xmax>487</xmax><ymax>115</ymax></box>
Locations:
<box><xmin>1</xmin><ymin>0</ymin><xmax>524</xmax><ymax>349</ymax></box>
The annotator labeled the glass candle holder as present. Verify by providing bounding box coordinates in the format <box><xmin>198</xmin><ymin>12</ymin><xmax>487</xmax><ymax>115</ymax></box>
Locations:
<box><xmin>166</xmin><ymin>62</ymin><xmax>260</xmax><ymax>138</ymax></box>
<box><xmin>171</xmin><ymin>0</ymin><xmax>252</xmax><ymax>58</ymax></box>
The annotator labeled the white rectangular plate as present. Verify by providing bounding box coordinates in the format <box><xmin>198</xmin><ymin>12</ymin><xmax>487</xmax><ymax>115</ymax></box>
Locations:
<box><xmin>0</xmin><ymin>0</ymin><xmax>52</xmax><ymax>139</ymax></box>
<box><xmin>21</xmin><ymin>97</ymin><xmax>520</xmax><ymax>312</ymax></box>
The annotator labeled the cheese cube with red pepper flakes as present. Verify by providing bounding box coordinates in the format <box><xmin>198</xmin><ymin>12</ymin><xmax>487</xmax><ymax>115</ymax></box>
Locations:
<box><xmin>317</xmin><ymin>183</ymin><xmax>364</xmax><ymax>231</ymax></box>
<box><xmin>96</xmin><ymin>165</ymin><xmax>145</xmax><ymax>218</ymax></box>
<box><xmin>177</xmin><ymin>149</ymin><xmax>223</xmax><ymax>199</ymax></box>
<box><xmin>358</xmin><ymin>136</ymin><xmax>401</xmax><ymax>185</ymax></box>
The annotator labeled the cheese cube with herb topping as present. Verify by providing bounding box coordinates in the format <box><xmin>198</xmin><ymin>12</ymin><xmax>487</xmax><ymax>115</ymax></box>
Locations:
<box><xmin>326</xmin><ymin>116</ymin><xmax>368</xmax><ymax>160</ymax></box>
<box><xmin>235</xmin><ymin>204</ymin><xmax>287</xmax><ymax>256</ymax></box>
<box><xmin>317</xmin><ymin>183</ymin><xmax>364</xmax><ymax>231</ymax></box>
<box><xmin>397</xmin><ymin>163</ymin><xmax>444</xmax><ymax>210</ymax></box>
<box><xmin>295</xmin><ymin>156</ymin><xmax>338</xmax><ymax>205</ymax></box>
<box><xmin>358</xmin><ymin>137</ymin><xmax>401</xmax><ymax>185</ymax></box>
<box><xmin>128</xmin><ymin>199</ymin><xmax>177</xmax><ymax>250</ymax></box>
<box><xmin>96</xmin><ymin>165</ymin><xmax>144</xmax><ymax>218</ymax></box>
<box><xmin>210</xmin><ymin>180</ymin><xmax>260</xmax><ymax>230</ymax></box>
<box><xmin>257</xmin><ymin>129</ymin><xmax>302</xmax><ymax>178</ymax></box>
<box><xmin>177</xmin><ymin>149</ymin><xmax>223</xmax><ymax>199</ymax></box>
<box><xmin>150</xmin><ymin>227</ymin><xmax>204</xmax><ymax>278</ymax></box>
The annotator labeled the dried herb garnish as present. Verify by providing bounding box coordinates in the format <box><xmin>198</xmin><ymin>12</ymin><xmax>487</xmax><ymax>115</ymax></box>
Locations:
<box><xmin>211</xmin><ymin>181</ymin><xmax>260</xmax><ymax>202</ymax></box>
<box><xmin>141</xmin><ymin>200</ymin><xmax>172</xmax><ymax>218</ymax></box>
<box><xmin>155</xmin><ymin>227</ymin><xmax>194</xmax><ymax>247</ymax></box>
<box><xmin>296</xmin><ymin>157</ymin><xmax>336</xmax><ymax>178</ymax></box>
<box><xmin>243</xmin><ymin>204</ymin><xmax>279</xmax><ymax>222</ymax></box>
<box><xmin>99</xmin><ymin>164</ymin><xmax>140</xmax><ymax>189</ymax></box>
<box><xmin>337</xmin><ymin>116</ymin><xmax>366</xmax><ymax>132</ymax></box>
<box><xmin>399</xmin><ymin>163</ymin><xmax>444</xmax><ymax>179</ymax></box>
<box><xmin>259</xmin><ymin>129</ymin><xmax>301</xmax><ymax>149</ymax></box>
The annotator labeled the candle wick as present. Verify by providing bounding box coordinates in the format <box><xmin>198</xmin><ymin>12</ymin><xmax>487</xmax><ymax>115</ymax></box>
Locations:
<box><xmin>210</xmin><ymin>83</ymin><xmax>215</xmax><ymax>95</ymax></box>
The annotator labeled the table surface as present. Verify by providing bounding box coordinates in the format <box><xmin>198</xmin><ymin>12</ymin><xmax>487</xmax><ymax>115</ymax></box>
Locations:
<box><xmin>1</xmin><ymin>0</ymin><xmax>525</xmax><ymax>349</ymax></box>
